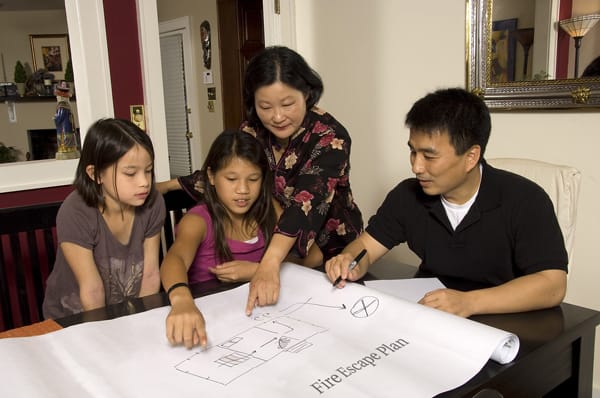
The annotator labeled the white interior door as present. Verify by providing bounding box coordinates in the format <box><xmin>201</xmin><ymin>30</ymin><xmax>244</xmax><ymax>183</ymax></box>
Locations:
<box><xmin>159</xmin><ymin>17</ymin><xmax>201</xmax><ymax>178</ymax></box>
<box><xmin>160</xmin><ymin>33</ymin><xmax>191</xmax><ymax>177</ymax></box>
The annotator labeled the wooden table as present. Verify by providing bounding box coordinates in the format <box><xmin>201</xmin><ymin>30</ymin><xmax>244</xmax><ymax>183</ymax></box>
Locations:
<box><xmin>0</xmin><ymin>319</ymin><xmax>62</xmax><ymax>338</ymax></box>
<box><xmin>3</xmin><ymin>264</ymin><xmax>599</xmax><ymax>398</ymax></box>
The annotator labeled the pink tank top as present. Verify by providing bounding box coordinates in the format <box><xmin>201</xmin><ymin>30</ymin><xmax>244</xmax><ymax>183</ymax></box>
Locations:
<box><xmin>185</xmin><ymin>204</ymin><xmax>266</xmax><ymax>283</ymax></box>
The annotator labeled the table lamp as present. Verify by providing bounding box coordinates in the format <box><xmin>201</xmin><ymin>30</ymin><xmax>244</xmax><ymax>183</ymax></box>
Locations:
<box><xmin>513</xmin><ymin>28</ymin><xmax>535</xmax><ymax>79</ymax></box>
<box><xmin>559</xmin><ymin>14</ymin><xmax>600</xmax><ymax>78</ymax></box>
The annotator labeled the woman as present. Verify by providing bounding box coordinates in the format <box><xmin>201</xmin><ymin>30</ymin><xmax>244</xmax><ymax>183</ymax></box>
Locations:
<box><xmin>158</xmin><ymin>46</ymin><xmax>363</xmax><ymax>313</ymax></box>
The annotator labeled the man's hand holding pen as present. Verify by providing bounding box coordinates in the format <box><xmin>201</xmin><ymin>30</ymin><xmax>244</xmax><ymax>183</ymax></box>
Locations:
<box><xmin>325</xmin><ymin>249</ymin><xmax>368</xmax><ymax>288</ymax></box>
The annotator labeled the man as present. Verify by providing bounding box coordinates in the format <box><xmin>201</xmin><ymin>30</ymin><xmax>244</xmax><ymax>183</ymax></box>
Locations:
<box><xmin>325</xmin><ymin>88</ymin><xmax>567</xmax><ymax>317</ymax></box>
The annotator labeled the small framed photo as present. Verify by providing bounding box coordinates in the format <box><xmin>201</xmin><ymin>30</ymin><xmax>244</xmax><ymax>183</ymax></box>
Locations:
<box><xmin>29</xmin><ymin>34</ymin><xmax>71</xmax><ymax>81</ymax></box>
<box><xmin>130</xmin><ymin>105</ymin><xmax>146</xmax><ymax>131</ymax></box>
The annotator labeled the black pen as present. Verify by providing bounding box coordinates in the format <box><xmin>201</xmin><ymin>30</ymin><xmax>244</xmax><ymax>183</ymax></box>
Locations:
<box><xmin>332</xmin><ymin>249</ymin><xmax>367</xmax><ymax>287</ymax></box>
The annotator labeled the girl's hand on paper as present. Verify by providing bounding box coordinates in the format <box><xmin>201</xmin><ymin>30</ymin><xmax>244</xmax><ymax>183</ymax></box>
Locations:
<box><xmin>418</xmin><ymin>288</ymin><xmax>475</xmax><ymax>318</ymax></box>
<box><xmin>166</xmin><ymin>297</ymin><xmax>207</xmax><ymax>349</ymax></box>
<box><xmin>209</xmin><ymin>261</ymin><xmax>258</xmax><ymax>282</ymax></box>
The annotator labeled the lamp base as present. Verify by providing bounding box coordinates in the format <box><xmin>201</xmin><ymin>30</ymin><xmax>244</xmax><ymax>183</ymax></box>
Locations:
<box><xmin>55</xmin><ymin>150</ymin><xmax>80</xmax><ymax>160</ymax></box>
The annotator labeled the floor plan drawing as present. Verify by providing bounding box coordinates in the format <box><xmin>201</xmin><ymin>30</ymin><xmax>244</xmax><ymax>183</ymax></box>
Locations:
<box><xmin>174</xmin><ymin>300</ymin><xmax>330</xmax><ymax>385</ymax></box>
<box><xmin>174</xmin><ymin>293</ymin><xmax>384</xmax><ymax>385</ymax></box>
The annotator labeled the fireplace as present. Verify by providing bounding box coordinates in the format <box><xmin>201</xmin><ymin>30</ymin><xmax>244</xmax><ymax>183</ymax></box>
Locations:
<box><xmin>27</xmin><ymin>129</ymin><xmax>56</xmax><ymax>160</ymax></box>
<box><xmin>27</xmin><ymin>128</ymin><xmax>81</xmax><ymax>160</ymax></box>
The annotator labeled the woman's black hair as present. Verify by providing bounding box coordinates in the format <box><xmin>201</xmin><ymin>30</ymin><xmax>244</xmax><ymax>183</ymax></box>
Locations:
<box><xmin>200</xmin><ymin>130</ymin><xmax>276</xmax><ymax>263</ymax></box>
<box><xmin>243</xmin><ymin>46</ymin><xmax>324</xmax><ymax>126</ymax></box>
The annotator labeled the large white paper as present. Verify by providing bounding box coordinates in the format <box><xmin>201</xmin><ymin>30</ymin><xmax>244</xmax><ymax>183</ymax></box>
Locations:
<box><xmin>365</xmin><ymin>277</ymin><xmax>446</xmax><ymax>303</ymax></box>
<box><xmin>0</xmin><ymin>264</ymin><xmax>519</xmax><ymax>397</ymax></box>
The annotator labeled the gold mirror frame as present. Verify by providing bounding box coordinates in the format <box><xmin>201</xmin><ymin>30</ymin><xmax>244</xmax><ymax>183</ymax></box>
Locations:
<box><xmin>467</xmin><ymin>0</ymin><xmax>600</xmax><ymax>109</ymax></box>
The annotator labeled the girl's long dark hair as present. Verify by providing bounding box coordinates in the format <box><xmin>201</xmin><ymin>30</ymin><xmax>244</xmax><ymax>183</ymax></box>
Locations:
<box><xmin>74</xmin><ymin>118</ymin><xmax>157</xmax><ymax>210</ymax></box>
<box><xmin>201</xmin><ymin>130</ymin><xmax>276</xmax><ymax>263</ymax></box>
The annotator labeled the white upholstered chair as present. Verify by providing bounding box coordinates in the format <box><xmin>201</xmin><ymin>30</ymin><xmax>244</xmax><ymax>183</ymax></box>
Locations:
<box><xmin>487</xmin><ymin>158</ymin><xmax>582</xmax><ymax>271</ymax></box>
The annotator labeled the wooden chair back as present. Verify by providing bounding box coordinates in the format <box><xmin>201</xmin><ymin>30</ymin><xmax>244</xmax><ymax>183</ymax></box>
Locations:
<box><xmin>0</xmin><ymin>202</ymin><xmax>61</xmax><ymax>331</ymax></box>
<box><xmin>0</xmin><ymin>189</ymin><xmax>197</xmax><ymax>331</ymax></box>
<box><xmin>160</xmin><ymin>190</ymin><xmax>197</xmax><ymax>262</ymax></box>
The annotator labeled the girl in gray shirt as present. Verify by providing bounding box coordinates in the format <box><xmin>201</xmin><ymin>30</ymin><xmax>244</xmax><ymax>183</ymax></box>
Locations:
<box><xmin>43</xmin><ymin>118</ymin><xmax>165</xmax><ymax>319</ymax></box>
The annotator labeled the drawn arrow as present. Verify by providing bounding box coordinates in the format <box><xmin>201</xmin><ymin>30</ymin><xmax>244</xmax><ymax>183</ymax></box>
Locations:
<box><xmin>278</xmin><ymin>298</ymin><xmax>346</xmax><ymax>314</ymax></box>
<box><xmin>303</xmin><ymin>302</ymin><xmax>346</xmax><ymax>310</ymax></box>
<box><xmin>260</xmin><ymin>337</ymin><xmax>277</xmax><ymax>347</ymax></box>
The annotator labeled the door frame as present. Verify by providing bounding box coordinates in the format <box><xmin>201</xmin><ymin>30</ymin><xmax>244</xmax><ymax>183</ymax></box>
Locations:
<box><xmin>159</xmin><ymin>16</ymin><xmax>203</xmax><ymax>173</ymax></box>
<box><xmin>136</xmin><ymin>0</ymin><xmax>296</xmax><ymax>180</ymax></box>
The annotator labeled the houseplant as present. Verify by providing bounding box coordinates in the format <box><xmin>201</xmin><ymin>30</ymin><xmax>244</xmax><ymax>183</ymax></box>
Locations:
<box><xmin>14</xmin><ymin>61</ymin><xmax>26</xmax><ymax>96</ymax></box>
<box><xmin>64</xmin><ymin>59</ymin><xmax>74</xmax><ymax>94</ymax></box>
<box><xmin>0</xmin><ymin>142</ymin><xmax>20</xmax><ymax>163</ymax></box>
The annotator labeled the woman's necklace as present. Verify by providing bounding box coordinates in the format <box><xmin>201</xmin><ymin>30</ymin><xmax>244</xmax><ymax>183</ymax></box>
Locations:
<box><xmin>272</xmin><ymin>137</ymin><xmax>289</xmax><ymax>152</ymax></box>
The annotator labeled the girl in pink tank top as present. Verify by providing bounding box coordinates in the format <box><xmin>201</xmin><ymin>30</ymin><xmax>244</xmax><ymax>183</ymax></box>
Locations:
<box><xmin>160</xmin><ymin>130</ymin><xmax>277</xmax><ymax>348</ymax></box>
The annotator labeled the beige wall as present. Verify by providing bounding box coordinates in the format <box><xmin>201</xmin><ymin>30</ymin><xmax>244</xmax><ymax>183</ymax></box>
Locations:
<box><xmin>157</xmin><ymin>0</ymin><xmax>223</xmax><ymax>168</ymax></box>
<box><xmin>295</xmin><ymin>0</ymin><xmax>600</xmax><ymax>392</ymax></box>
<box><xmin>0</xmin><ymin>10</ymin><xmax>77</xmax><ymax>161</ymax></box>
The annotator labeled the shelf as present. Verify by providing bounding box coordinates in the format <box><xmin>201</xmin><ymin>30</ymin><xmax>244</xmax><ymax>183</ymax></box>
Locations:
<box><xmin>9</xmin><ymin>95</ymin><xmax>76</xmax><ymax>103</ymax></box>
<box><xmin>15</xmin><ymin>95</ymin><xmax>57</xmax><ymax>102</ymax></box>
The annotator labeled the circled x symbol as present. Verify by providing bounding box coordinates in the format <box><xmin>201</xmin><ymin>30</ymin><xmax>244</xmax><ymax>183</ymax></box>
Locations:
<box><xmin>350</xmin><ymin>296</ymin><xmax>379</xmax><ymax>318</ymax></box>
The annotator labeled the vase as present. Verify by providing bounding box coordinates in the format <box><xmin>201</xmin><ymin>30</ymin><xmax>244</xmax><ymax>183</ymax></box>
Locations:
<box><xmin>16</xmin><ymin>82</ymin><xmax>25</xmax><ymax>97</ymax></box>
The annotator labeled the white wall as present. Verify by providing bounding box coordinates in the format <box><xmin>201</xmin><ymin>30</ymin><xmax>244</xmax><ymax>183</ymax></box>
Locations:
<box><xmin>295</xmin><ymin>0</ymin><xmax>600</xmax><ymax>392</ymax></box>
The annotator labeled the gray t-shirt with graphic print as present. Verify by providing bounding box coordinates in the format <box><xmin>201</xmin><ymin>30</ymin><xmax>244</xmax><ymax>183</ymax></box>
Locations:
<box><xmin>42</xmin><ymin>190</ymin><xmax>165</xmax><ymax>319</ymax></box>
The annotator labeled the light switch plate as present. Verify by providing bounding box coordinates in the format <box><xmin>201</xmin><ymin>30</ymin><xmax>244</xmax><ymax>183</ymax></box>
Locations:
<box><xmin>203</xmin><ymin>70</ymin><xmax>213</xmax><ymax>84</ymax></box>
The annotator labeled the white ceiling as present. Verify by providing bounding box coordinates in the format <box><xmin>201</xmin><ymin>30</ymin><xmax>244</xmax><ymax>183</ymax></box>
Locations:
<box><xmin>0</xmin><ymin>0</ymin><xmax>64</xmax><ymax>11</ymax></box>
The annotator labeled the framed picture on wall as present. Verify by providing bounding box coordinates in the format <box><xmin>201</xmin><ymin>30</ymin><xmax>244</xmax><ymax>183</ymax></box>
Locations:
<box><xmin>29</xmin><ymin>34</ymin><xmax>71</xmax><ymax>81</ymax></box>
<box><xmin>490</xmin><ymin>19</ymin><xmax>517</xmax><ymax>83</ymax></box>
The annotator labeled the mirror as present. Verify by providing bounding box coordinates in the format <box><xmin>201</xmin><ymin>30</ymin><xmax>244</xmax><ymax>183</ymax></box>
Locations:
<box><xmin>0</xmin><ymin>0</ymin><xmax>113</xmax><ymax>192</ymax></box>
<box><xmin>467</xmin><ymin>0</ymin><xmax>600</xmax><ymax>109</ymax></box>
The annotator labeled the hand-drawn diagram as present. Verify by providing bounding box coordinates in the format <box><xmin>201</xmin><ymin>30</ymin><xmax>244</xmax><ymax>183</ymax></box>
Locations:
<box><xmin>174</xmin><ymin>295</ymin><xmax>380</xmax><ymax>385</ymax></box>
<box><xmin>350</xmin><ymin>296</ymin><xmax>379</xmax><ymax>318</ymax></box>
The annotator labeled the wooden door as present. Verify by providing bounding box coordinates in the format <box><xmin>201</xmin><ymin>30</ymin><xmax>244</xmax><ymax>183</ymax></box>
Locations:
<box><xmin>217</xmin><ymin>0</ymin><xmax>264</xmax><ymax>130</ymax></box>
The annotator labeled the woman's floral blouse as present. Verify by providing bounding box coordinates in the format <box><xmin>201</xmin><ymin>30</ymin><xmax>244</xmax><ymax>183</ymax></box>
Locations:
<box><xmin>178</xmin><ymin>107</ymin><xmax>363</xmax><ymax>261</ymax></box>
